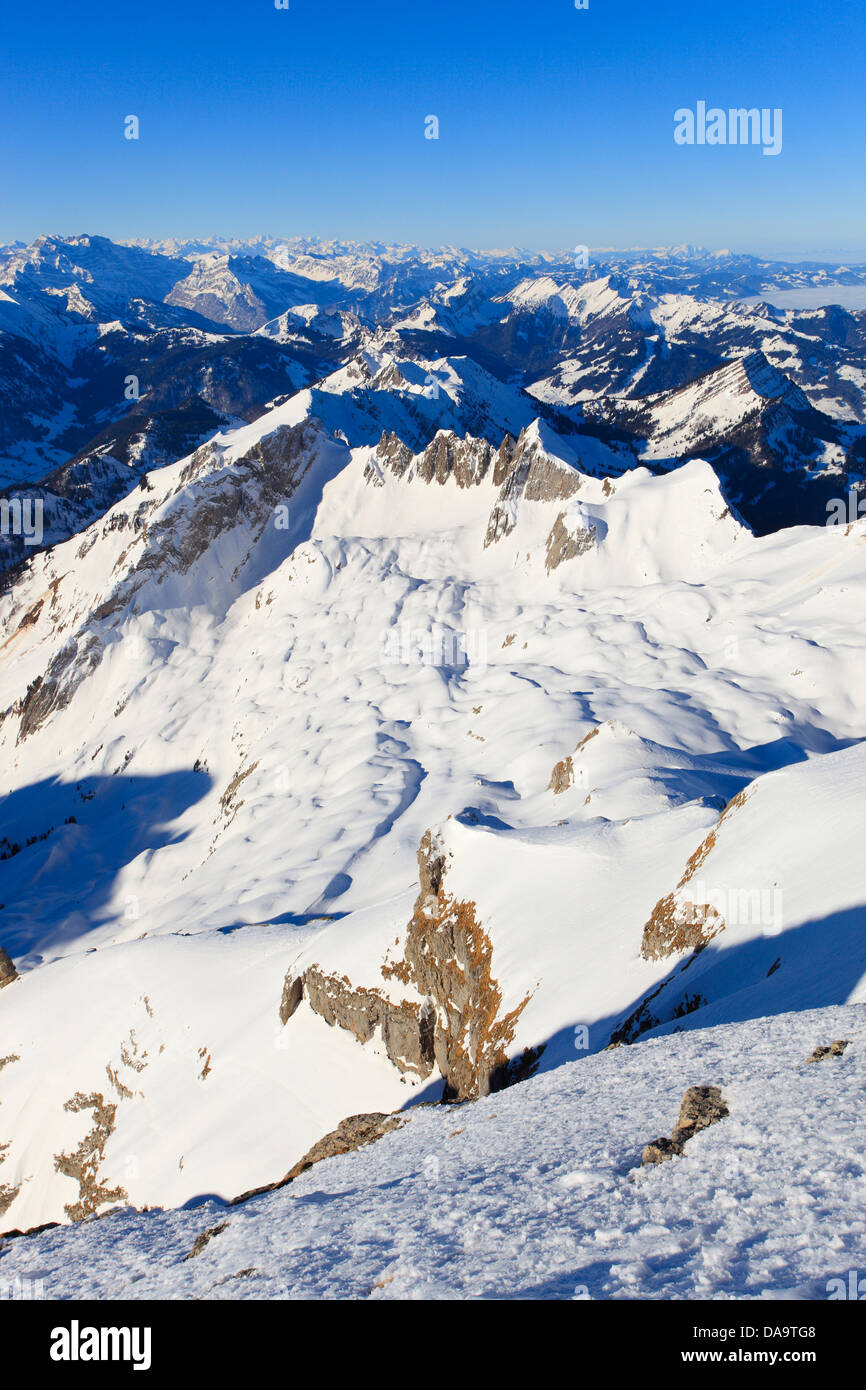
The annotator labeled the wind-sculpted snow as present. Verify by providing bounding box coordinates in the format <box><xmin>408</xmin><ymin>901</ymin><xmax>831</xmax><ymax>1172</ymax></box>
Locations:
<box><xmin>0</xmin><ymin>375</ymin><xmax>865</xmax><ymax>1233</ymax></box>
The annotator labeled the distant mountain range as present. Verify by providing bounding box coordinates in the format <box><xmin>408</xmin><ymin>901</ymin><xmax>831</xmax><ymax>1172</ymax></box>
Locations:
<box><xmin>1</xmin><ymin>234</ymin><xmax>864</xmax><ymax>575</ymax></box>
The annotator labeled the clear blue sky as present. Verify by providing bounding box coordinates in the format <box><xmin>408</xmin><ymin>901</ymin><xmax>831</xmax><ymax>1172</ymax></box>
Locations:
<box><xmin>2</xmin><ymin>0</ymin><xmax>864</xmax><ymax>259</ymax></box>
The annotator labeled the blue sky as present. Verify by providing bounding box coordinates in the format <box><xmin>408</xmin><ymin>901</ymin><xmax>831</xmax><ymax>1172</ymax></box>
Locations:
<box><xmin>2</xmin><ymin>0</ymin><xmax>864</xmax><ymax>259</ymax></box>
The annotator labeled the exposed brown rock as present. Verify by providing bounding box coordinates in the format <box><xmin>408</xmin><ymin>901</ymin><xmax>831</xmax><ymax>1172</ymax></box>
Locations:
<box><xmin>302</xmin><ymin>965</ymin><xmax>433</xmax><ymax>1079</ymax></box>
<box><xmin>375</xmin><ymin>430</ymin><xmax>498</xmax><ymax>490</ymax></box>
<box><xmin>677</xmin><ymin>789</ymin><xmax>749</xmax><ymax>891</ymax></box>
<box><xmin>184</xmin><ymin>1220</ymin><xmax>230</xmax><ymax>1260</ymax></box>
<box><xmin>485</xmin><ymin>427</ymin><xmax>583</xmax><ymax>548</ymax></box>
<box><xmin>13</xmin><ymin>421</ymin><xmax>325</xmax><ymax>742</ymax></box>
<box><xmin>641</xmin><ymin>893</ymin><xmax>725</xmax><ymax>962</ymax></box>
<box><xmin>279</xmin><ymin>972</ymin><xmax>304</xmax><ymax>1024</ymax></box>
<box><xmin>545</xmin><ymin>511</ymin><xmax>597</xmax><ymax>572</ymax></box>
<box><xmin>283</xmin><ymin>1112</ymin><xmax>404</xmax><ymax>1181</ymax></box>
<box><xmin>0</xmin><ymin>1180</ymin><xmax>20</xmax><ymax>1221</ymax></box>
<box><xmin>218</xmin><ymin>760</ymin><xmax>260</xmax><ymax>825</ymax></box>
<box><xmin>548</xmin><ymin>754</ymin><xmax>574</xmax><ymax>794</ymax></box>
<box><xmin>53</xmin><ymin>1091</ymin><xmax>128</xmax><ymax>1222</ymax></box>
<box><xmin>0</xmin><ymin>1053</ymin><xmax>20</xmax><ymax>1218</ymax></box>
<box><xmin>416</xmin><ymin>434</ymin><xmax>495</xmax><ymax>488</ymax></box>
<box><xmin>640</xmin><ymin>788</ymin><xmax>751</xmax><ymax>961</ymax></box>
<box><xmin>374</xmin><ymin>430</ymin><xmax>413</xmax><ymax>478</ymax></box>
<box><xmin>106</xmin><ymin>1063</ymin><xmax>134</xmax><ymax>1101</ymax></box>
<box><xmin>16</xmin><ymin>635</ymin><xmax>103</xmax><ymax>743</ymax></box>
<box><xmin>228</xmin><ymin>1112</ymin><xmax>404</xmax><ymax>1206</ymax></box>
<box><xmin>640</xmin><ymin>1136</ymin><xmax>680</xmax><ymax>1165</ymax></box>
<box><xmin>805</xmin><ymin>1039</ymin><xmax>851</xmax><ymax>1065</ymax></box>
<box><xmin>609</xmin><ymin>980</ymin><xmax>666</xmax><ymax>1046</ymax></box>
<box><xmin>280</xmin><ymin>828</ymin><xmax>542</xmax><ymax>1100</ymax></box>
<box><xmin>575</xmin><ymin>726</ymin><xmax>600</xmax><ymax>753</ymax></box>
<box><xmin>641</xmin><ymin>1085</ymin><xmax>729</xmax><ymax>1165</ymax></box>
<box><xmin>0</xmin><ymin>948</ymin><xmax>18</xmax><ymax>989</ymax></box>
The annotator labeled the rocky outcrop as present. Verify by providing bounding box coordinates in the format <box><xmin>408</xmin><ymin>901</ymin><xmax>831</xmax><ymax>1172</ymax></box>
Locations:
<box><xmin>0</xmin><ymin>1050</ymin><xmax>19</xmax><ymax>1217</ymax></box>
<box><xmin>548</xmin><ymin>754</ymin><xmax>574</xmax><ymax>794</ymax></box>
<box><xmin>53</xmin><ymin>1092</ymin><xmax>128</xmax><ymax>1222</ymax></box>
<box><xmin>374</xmin><ymin>424</ymin><xmax>588</xmax><ymax>561</ymax></box>
<box><xmin>545</xmin><ymin>511</ymin><xmax>597</xmax><ymax>571</ymax></box>
<box><xmin>416</xmin><ymin>433</ymin><xmax>496</xmax><ymax>488</ymax></box>
<box><xmin>805</xmin><ymin>1039</ymin><xmax>851</xmax><ymax>1065</ymax></box>
<box><xmin>0</xmin><ymin>948</ymin><xmax>17</xmax><ymax>989</ymax></box>
<box><xmin>485</xmin><ymin>428</ymin><xmax>582</xmax><ymax>548</ymax></box>
<box><xmin>0</xmin><ymin>1175</ymin><xmax>20</xmax><ymax>1221</ymax></box>
<box><xmin>283</xmin><ymin>1112</ymin><xmax>405</xmax><ymax>1180</ymax></box>
<box><xmin>15</xmin><ymin>635</ymin><xmax>103</xmax><ymax>743</ymax></box>
<box><xmin>642</xmin><ymin>1085</ymin><xmax>729</xmax><ymax>1165</ymax></box>
<box><xmin>280</xmin><ymin>829</ymin><xmax>542</xmax><ymax>1100</ymax></box>
<box><xmin>391</xmin><ymin>831</ymin><xmax>541</xmax><ymax>1099</ymax></box>
<box><xmin>547</xmin><ymin>726</ymin><xmax>602</xmax><ymax>796</ymax></box>
<box><xmin>373</xmin><ymin>431</ymin><xmax>413</xmax><ymax>479</ymax></box>
<box><xmin>641</xmin><ymin>789</ymin><xmax>749</xmax><ymax>960</ymax></box>
<box><xmin>11</xmin><ymin>420</ymin><xmax>327</xmax><ymax>742</ymax></box>
<box><xmin>183</xmin><ymin>1220</ymin><xmax>230</xmax><ymax>1260</ymax></box>
<box><xmin>228</xmin><ymin>1112</ymin><xmax>404</xmax><ymax>1207</ymax></box>
<box><xmin>375</xmin><ymin>429</ymin><xmax>503</xmax><ymax>489</ymax></box>
<box><xmin>641</xmin><ymin>894</ymin><xmax>725</xmax><ymax>962</ymax></box>
<box><xmin>278</xmin><ymin>973</ymin><xmax>304</xmax><ymax>1025</ymax></box>
<box><xmin>301</xmin><ymin>966</ymin><xmax>434</xmax><ymax>1079</ymax></box>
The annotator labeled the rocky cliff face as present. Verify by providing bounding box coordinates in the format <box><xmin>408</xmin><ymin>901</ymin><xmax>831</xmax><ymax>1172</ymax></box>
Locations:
<box><xmin>4</xmin><ymin>418</ymin><xmax>338</xmax><ymax>744</ymax></box>
<box><xmin>280</xmin><ymin>828</ymin><xmax>542</xmax><ymax>1100</ymax></box>
<box><xmin>641</xmin><ymin>789</ymin><xmax>750</xmax><ymax>961</ymax></box>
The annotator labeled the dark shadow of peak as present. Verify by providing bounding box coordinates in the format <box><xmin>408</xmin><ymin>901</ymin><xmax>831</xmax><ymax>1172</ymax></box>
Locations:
<box><xmin>0</xmin><ymin>767</ymin><xmax>211</xmax><ymax>966</ymax></box>
<box><xmin>525</xmin><ymin>903</ymin><xmax>866</xmax><ymax>1086</ymax></box>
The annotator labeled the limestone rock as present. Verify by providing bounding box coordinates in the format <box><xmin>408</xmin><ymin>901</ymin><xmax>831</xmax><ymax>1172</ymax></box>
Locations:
<box><xmin>0</xmin><ymin>948</ymin><xmax>17</xmax><ymax>989</ymax></box>
<box><xmin>228</xmin><ymin>1112</ymin><xmax>404</xmax><ymax>1207</ymax></box>
<box><xmin>641</xmin><ymin>1084</ymin><xmax>729</xmax><ymax>1165</ymax></box>
<box><xmin>805</xmin><ymin>1039</ymin><xmax>851</xmax><ymax>1065</ymax></box>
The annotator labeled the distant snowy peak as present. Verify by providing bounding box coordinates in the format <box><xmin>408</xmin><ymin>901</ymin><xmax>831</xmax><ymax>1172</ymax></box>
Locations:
<box><xmin>621</xmin><ymin>350</ymin><xmax>812</xmax><ymax>423</ymax></box>
<box><xmin>583</xmin><ymin>349</ymin><xmax>834</xmax><ymax>450</ymax></box>
<box><xmin>255</xmin><ymin>305</ymin><xmax>362</xmax><ymax>344</ymax></box>
<box><xmin>0</xmin><ymin>234</ymin><xmax>189</xmax><ymax>316</ymax></box>
<box><xmin>164</xmin><ymin>255</ymin><xmax>342</xmax><ymax>332</ymax></box>
<box><xmin>501</xmin><ymin>273</ymin><xmax>633</xmax><ymax>325</ymax></box>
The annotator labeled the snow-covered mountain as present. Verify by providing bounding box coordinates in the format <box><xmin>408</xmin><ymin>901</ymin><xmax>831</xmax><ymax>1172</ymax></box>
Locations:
<box><xmin>2</xmin><ymin>235</ymin><xmax>864</xmax><ymax>553</ymax></box>
<box><xmin>0</xmin><ymin>236</ymin><xmax>865</xmax><ymax>1300</ymax></box>
<box><xmin>577</xmin><ymin>351</ymin><xmax>850</xmax><ymax>532</ymax></box>
<box><xmin>1</xmin><ymin>367</ymin><xmax>865</xmax><ymax>1237</ymax></box>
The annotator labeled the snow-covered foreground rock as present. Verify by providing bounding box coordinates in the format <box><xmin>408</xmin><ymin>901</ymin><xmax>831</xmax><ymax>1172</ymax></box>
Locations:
<box><xmin>1</xmin><ymin>1005</ymin><xmax>863</xmax><ymax>1301</ymax></box>
<box><xmin>0</xmin><ymin>371</ymin><xmax>865</xmax><ymax>1242</ymax></box>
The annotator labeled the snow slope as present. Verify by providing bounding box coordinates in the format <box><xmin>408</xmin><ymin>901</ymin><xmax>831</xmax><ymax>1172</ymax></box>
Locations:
<box><xmin>1</xmin><ymin>1004</ymin><xmax>864</xmax><ymax>1300</ymax></box>
<box><xmin>1</xmin><ymin>372</ymin><xmax>865</xmax><ymax>1235</ymax></box>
